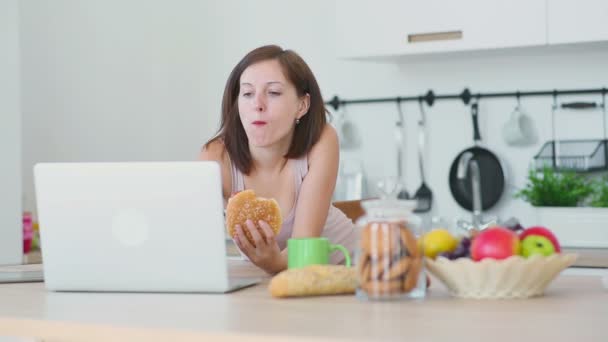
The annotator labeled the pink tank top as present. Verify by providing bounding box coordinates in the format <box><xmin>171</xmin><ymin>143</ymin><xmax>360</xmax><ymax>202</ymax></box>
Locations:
<box><xmin>230</xmin><ymin>155</ymin><xmax>357</xmax><ymax>264</ymax></box>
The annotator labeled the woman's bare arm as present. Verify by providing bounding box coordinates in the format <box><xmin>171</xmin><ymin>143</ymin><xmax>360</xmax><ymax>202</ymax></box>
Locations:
<box><xmin>291</xmin><ymin>124</ymin><xmax>340</xmax><ymax>238</ymax></box>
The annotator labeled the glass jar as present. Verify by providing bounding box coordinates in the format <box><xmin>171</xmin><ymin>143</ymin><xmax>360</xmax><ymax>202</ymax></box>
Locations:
<box><xmin>355</xmin><ymin>199</ymin><xmax>425</xmax><ymax>301</ymax></box>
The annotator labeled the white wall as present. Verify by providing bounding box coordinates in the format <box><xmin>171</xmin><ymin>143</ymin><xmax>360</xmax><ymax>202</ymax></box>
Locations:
<box><xmin>20</xmin><ymin>0</ymin><xmax>208</xmax><ymax>211</ymax></box>
<box><xmin>0</xmin><ymin>0</ymin><xmax>23</xmax><ymax>265</ymax></box>
<box><xmin>20</xmin><ymin>1</ymin><xmax>608</xmax><ymax>229</ymax></box>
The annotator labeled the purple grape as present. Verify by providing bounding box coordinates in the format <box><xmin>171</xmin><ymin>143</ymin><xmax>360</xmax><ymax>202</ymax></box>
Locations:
<box><xmin>450</xmin><ymin>237</ymin><xmax>471</xmax><ymax>259</ymax></box>
<box><xmin>451</xmin><ymin>245</ymin><xmax>469</xmax><ymax>258</ymax></box>
<box><xmin>506</xmin><ymin>223</ymin><xmax>524</xmax><ymax>232</ymax></box>
<box><xmin>438</xmin><ymin>251</ymin><xmax>457</xmax><ymax>260</ymax></box>
<box><xmin>503</xmin><ymin>218</ymin><xmax>524</xmax><ymax>232</ymax></box>
<box><xmin>436</xmin><ymin>237</ymin><xmax>472</xmax><ymax>260</ymax></box>
<box><xmin>460</xmin><ymin>237</ymin><xmax>471</xmax><ymax>248</ymax></box>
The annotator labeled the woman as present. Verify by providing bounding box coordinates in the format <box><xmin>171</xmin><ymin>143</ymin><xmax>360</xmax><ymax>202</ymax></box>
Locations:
<box><xmin>200</xmin><ymin>45</ymin><xmax>357</xmax><ymax>274</ymax></box>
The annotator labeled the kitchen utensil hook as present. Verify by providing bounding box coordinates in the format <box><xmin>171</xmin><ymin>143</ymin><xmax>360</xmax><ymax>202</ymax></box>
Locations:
<box><xmin>516</xmin><ymin>91</ymin><xmax>521</xmax><ymax>111</ymax></box>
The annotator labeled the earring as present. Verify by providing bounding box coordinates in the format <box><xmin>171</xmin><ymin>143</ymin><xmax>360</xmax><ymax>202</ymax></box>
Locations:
<box><xmin>295</xmin><ymin>118</ymin><xmax>300</xmax><ymax>125</ymax></box>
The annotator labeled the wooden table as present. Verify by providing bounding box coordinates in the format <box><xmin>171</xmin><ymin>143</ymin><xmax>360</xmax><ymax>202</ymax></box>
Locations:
<box><xmin>563</xmin><ymin>247</ymin><xmax>608</xmax><ymax>267</ymax></box>
<box><xmin>0</xmin><ymin>260</ymin><xmax>607</xmax><ymax>342</ymax></box>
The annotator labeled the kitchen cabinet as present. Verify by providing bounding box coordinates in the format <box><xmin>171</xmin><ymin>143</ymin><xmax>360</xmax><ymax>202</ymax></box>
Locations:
<box><xmin>336</xmin><ymin>0</ymin><xmax>546</xmax><ymax>58</ymax></box>
<box><xmin>547</xmin><ymin>0</ymin><xmax>608</xmax><ymax>45</ymax></box>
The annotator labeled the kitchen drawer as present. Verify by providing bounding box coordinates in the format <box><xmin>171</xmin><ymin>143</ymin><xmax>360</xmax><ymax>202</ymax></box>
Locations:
<box><xmin>336</xmin><ymin>0</ymin><xmax>546</xmax><ymax>58</ymax></box>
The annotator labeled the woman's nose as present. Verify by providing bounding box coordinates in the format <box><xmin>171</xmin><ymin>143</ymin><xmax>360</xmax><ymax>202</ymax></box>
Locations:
<box><xmin>253</xmin><ymin>94</ymin><xmax>266</xmax><ymax>112</ymax></box>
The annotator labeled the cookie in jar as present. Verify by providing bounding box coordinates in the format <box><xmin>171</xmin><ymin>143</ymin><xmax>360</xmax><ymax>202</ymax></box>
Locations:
<box><xmin>355</xmin><ymin>199</ymin><xmax>425</xmax><ymax>301</ymax></box>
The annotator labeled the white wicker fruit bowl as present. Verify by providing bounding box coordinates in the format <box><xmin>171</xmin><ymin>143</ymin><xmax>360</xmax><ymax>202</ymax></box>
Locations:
<box><xmin>425</xmin><ymin>253</ymin><xmax>578</xmax><ymax>299</ymax></box>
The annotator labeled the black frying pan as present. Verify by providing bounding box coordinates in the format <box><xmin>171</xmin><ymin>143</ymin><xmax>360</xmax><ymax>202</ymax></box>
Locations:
<box><xmin>449</xmin><ymin>103</ymin><xmax>506</xmax><ymax>211</ymax></box>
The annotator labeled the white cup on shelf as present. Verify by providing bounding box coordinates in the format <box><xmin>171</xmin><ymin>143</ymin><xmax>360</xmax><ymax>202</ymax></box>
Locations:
<box><xmin>502</xmin><ymin>104</ymin><xmax>536</xmax><ymax>147</ymax></box>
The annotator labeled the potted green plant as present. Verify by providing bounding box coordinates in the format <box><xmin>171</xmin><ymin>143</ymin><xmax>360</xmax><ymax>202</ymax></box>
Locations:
<box><xmin>590</xmin><ymin>176</ymin><xmax>608</xmax><ymax>208</ymax></box>
<box><xmin>516</xmin><ymin>168</ymin><xmax>608</xmax><ymax>248</ymax></box>
<box><xmin>516</xmin><ymin>167</ymin><xmax>593</xmax><ymax>207</ymax></box>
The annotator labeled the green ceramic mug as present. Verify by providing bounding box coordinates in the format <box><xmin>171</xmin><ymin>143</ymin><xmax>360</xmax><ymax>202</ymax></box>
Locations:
<box><xmin>287</xmin><ymin>237</ymin><xmax>351</xmax><ymax>269</ymax></box>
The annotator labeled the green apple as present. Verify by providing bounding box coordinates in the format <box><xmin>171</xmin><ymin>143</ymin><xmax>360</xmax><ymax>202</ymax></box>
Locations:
<box><xmin>521</xmin><ymin>235</ymin><xmax>556</xmax><ymax>257</ymax></box>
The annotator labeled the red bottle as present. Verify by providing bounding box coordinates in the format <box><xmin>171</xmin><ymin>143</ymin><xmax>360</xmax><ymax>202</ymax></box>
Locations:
<box><xmin>23</xmin><ymin>212</ymin><xmax>33</xmax><ymax>254</ymax></box>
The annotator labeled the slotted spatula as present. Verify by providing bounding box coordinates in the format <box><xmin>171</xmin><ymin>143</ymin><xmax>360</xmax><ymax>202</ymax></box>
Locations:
<box><xmin>414</xmin><ymin>100</ymin><xmax>433</xmax><ymax>213</ymax></box>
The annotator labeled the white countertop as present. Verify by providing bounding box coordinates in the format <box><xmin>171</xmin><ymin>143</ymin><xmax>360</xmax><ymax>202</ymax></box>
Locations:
<box><xmin>0</xmin><ymin>260</ymin><xmax>607</xmax><ymax>341</ymax></box>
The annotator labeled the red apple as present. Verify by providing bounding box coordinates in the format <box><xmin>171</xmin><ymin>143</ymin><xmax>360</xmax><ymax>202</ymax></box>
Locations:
<box><xmin>519</xmin><ymin>226</ymin><xmax>561</xmax><ymax>253</ymax></box>
<box><xmin>470</xmin><ymin>227</ymin><xmax>521</xmax><ymax>261</ymax></box>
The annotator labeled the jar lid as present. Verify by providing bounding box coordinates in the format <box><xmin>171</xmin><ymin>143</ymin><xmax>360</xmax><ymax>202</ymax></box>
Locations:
<box><xmin>362</xmin><ymin>198</ymin><xmax>415</xmax><ymax>210</ymax></box>
<box><xmin>360</xmin><ymin>199</ymin><xmax>418</xmax><ymax>219</ymax></box>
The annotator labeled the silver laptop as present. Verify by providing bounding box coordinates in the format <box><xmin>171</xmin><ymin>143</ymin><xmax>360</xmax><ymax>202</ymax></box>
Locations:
<box><xmin>34</xmin><ymin>161</ymin><xmax>260</xmax><ymax>293</ymax></box>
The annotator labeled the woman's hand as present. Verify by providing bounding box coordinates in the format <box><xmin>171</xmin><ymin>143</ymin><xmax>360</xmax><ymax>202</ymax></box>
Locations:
<box><xmin>233</xmin><ymin>220</ymin><xmax>284</xmax><ymax>274</ymax></box>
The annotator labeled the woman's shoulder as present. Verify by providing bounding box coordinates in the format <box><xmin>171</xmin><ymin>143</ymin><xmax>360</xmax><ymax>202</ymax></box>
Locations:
<box><xmin>309</xmin><ymin>124</ymin><xmax>338</xmax><ymax>163</ymax></box>
<box><xmin>200</xmin><ymin>138</ymin><xmax>227</xmax><ymax>162</ymax></box>
<box><xmin>200</xmin><ymin>138</ymin><xmax>232</xmax><ymax>199</ymax></box>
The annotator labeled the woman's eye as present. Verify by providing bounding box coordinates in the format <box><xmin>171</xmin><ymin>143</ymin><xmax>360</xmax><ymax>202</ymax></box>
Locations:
<box><xmin>269</xmin><ymin>91</ymin><xmax>282</xmax><ymax>96</ymax></box>
<box><xmin>242</xmin><ymin>92</ymin><xmax>252</xmax><ymax>97</ymax></box>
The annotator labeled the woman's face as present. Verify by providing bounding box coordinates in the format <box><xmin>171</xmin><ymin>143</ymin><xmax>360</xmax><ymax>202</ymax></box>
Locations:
<box><xmin>238</xmin><ymin>59</ymin><xmax>309</xmax><ymax>149</ymax></box>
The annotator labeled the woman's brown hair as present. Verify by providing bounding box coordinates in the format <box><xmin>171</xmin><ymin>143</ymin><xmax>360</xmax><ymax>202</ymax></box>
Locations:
<box><xmin>205</xmin><ymin>45</ymin><xmax>327</xmax><ymax>174</ymax></box>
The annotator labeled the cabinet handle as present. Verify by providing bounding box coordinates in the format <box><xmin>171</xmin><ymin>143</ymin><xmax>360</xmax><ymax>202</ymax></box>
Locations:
<box><xmin>407</xmin><ymin>30</ymin><xmax>463</xmax><ymax>43</ymax></box>
<box><xmin>561</xmin><ymin>102</ymin><xmax>598</xmax><ymax>109</ymax></box>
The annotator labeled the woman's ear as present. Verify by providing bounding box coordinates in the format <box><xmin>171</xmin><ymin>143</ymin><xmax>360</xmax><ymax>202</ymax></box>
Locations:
<box><xmin>297</xmin><ymin>93</ymin><xmax>311</xmax><ymax>118</ymax></box>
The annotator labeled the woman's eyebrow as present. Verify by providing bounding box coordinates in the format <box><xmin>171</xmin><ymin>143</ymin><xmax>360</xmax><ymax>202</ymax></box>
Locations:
<box><xmin>240</xmin><ymin>81</ymin><xmax>284</xmax><ymax>86</ymax></box>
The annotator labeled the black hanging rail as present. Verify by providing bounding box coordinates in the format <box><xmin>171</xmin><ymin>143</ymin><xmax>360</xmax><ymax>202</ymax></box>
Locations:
<box><xmin>325</xmin><ymin>87</ymin><xmax>608</xmax><ymax>111</ymax></box>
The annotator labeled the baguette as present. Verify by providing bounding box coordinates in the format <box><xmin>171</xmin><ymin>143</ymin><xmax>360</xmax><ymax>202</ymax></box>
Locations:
<box><xmin>269</xmin><ymin>265</ymin><xmax>357</xmax><ymax>298</ymax></box>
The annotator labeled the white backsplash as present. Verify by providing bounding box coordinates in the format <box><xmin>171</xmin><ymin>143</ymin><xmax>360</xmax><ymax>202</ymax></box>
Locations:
<box><xmin>18</xmin><ymin>0</ymin><xmax>608</xmax><ymax>231</ymax></box>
